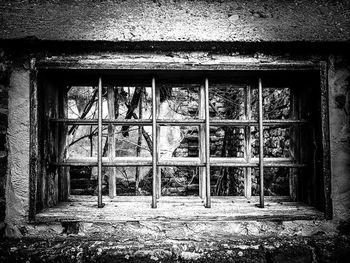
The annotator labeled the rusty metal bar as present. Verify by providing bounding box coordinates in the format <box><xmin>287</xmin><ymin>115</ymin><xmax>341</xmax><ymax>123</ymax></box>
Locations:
<box><xmin>205</xmin><ymin>77</ymin><xmax>211</xmax><ymax>208</ymax></box>
<box><xmin>151</xmin><ymin>77</ymin><xmax>157</xmax><ymax>208</ymax></box>
<box><xmin>258</xmin><ymin>77</ymin><xmax>264</xmax><ymax>208</ymax></box>
<box><xmin>97</xmin><ymin>77</ymin><xmax>104</xmax><ymax>208</ymax></box>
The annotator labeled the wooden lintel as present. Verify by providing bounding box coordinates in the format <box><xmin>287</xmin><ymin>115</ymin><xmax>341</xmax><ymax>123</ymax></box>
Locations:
<box><xmin>37</xmin><ymin>58</ymin><xmax>320</xmax><ymax>72</ymax></box>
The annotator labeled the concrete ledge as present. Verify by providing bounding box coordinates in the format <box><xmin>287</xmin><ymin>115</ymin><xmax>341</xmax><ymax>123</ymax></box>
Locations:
<box><xmin>12</xmin><ymin>219</ymin><xmax>337</xmax><ymax>240</ymax></box>
<box><xmin>0</xmin><ymin>0</ymin><xmax>349</xmax><ymax>42</ymax></box>
<box><xmin>0</xmin><ymin>235</ymin><xmax>349</xmax><ymax>262</ymax></box>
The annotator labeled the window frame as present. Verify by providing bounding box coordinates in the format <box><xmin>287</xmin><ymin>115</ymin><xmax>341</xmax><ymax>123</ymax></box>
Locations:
<box><xmin>29</xmin><ymin>58</ymin><xmax>331</xmax><ymax>220</ymax></box>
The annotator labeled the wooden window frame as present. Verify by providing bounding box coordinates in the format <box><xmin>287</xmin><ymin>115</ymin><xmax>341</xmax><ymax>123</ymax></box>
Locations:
<box><xmin>29</xmin><ymin>59</ymin><xmax>332</xmax><ymax>219</ymax></box>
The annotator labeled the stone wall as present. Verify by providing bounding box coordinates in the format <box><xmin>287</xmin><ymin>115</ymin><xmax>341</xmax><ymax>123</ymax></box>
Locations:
<box><xmin>4</xmin><ymin>65</ymin><xmax>31</xmax><ymax>237</ymax></box>
<box><xmin>1</xmin><ymin>0</ymin><xmax>349</xmax><ymax>42</ymax></box>
<box><xmin>0</xmin><ymin>48</ymin><xmax>10</xmax><ymax>235</ymax></box>
<box><xmin>328</xmin><ymin>55</ymin><xmax>350</xmax><ymax>224</ymax></box>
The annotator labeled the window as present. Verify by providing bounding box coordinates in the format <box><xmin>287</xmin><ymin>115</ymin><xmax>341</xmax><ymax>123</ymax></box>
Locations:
<box><xmin>33</xmin><ymin>67</ymin><xmax>329</xmax><ymax>217</ymax></box>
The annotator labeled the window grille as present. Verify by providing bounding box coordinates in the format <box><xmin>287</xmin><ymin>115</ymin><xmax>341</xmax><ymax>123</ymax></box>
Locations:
<box><xmin>51</xmin><ymin>75</ymin><xmax>307</xmax><ymax>209</ymax></box>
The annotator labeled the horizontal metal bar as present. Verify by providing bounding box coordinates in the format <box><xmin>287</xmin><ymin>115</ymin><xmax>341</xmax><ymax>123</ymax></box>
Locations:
<box><xmin>210</xmin><ymin>119</ymin><xmax>308</xmax><ymax>126</ymax></box>
<box><xmin>157</xmin><ymin>119</ymin><xmax>204</xmax><ymax>125</ymax></box>
<box><xmin>52</xmin><ymin>157</ymin><xmax>306</xmax><ymax>168</ymax></box>
<box><xmin>51</xmin><ymin>118</ymin><xmax>308</xmax><ymax>126</ymax></box>
<box><xmin>50</xmin><ymin>118</ymin><xmax>153</xmax><ymax>125</ymax></box>
<box><xmin>158</xmin><ymin>158</ymin><xmax>203</xmax><ymax>167</ymax></box>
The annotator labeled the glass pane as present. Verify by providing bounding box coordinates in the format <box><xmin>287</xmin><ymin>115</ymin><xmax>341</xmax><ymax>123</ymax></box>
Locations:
<box><xmin>252</xmin><ymin>167</ymin><xmax>290</xmax><ymax>196</ymax></box>
<box><xmin>159</xmin><ymin>126</ymin><xmax>199</xmax><ymax>158</ymax></box>
<box><xmin>157</xmin><ymin>84</ymin><xmax>200</xmax><ymax>119</ymax></box>
<box><xmin>251</xmin><ymin>126</ymin><xmax>293</xmax><ymax>158</ymax></box>
<box><xmin>252</xmin><ymin>87</ymin><xmax>291</xmax><ymax>120</ymax></box>
<box><xmin>210</xmin><ymin>167</ymin><xmax>245</xmax><ymax>196</ymax></box>
<box><xmin>210</xmin><ymin>126</ymin><xmax>245</xmax><ymax>158</ymax></box>
<box><xmin>161</xmin><ymin>166</ymin><xmax>199</xmax><ymax>196</ymax></box>
<box><xmin>209</xmin><ymin>84</ymin><xmax>245</xmax><ymax>120</ymax></box>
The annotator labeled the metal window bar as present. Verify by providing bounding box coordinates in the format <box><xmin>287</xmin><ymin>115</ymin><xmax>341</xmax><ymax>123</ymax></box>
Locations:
<box><xmin>205</xmin><ymin>77</ymin><xmax>211</xmax><ymax>208</ymax></box>
<box><xmin>97</xmin><ymin>76</ymin><xmax>104</xmax><ymax>208</ymax></box>
<box><xmin>155</xmin><ymin>80</ymin><xmax>161</xmax><ymax>200</ymax></box>
<box><xmin>152</xmin><ymin>77</ymin><xmax>157</xmax><ymax>208</ymax></box>
<box><xmin>50</xmin><ymin>118</ymin><xmax>307</xmax><ymax>126</ymax></box>
<box><xmin>258</xmin><ymin>77</ymin><xmax>264</xmax><ymax>208</ymax></box>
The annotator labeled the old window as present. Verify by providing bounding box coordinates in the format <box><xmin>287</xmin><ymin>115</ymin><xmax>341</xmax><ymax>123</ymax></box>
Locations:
<box><xmin>33</xmin><ymin>67</ymin><xmax>329</xmax><ymax>216</ymax></box>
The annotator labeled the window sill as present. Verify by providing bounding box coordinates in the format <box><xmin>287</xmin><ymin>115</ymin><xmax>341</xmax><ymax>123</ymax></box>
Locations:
<box><xmin>35</xmin><ymin>196</ymin><xmax>324</xmax><ymax>223</ymax></box>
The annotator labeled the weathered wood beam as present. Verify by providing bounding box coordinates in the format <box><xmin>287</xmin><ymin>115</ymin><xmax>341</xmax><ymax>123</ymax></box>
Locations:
<box><xmin>58</xmin><ymin>85</ymin><xmax>70</xmax><ymax>202</ymax></box>
<box><xmin>289</xmin><ymin>85</ymin><xmax>300</xmax><ymax>201</ymax></box>
<box><xmin>107</xmin><ymin>86</ymin><xmax>116</xmax><ymax>199</ymax></box>
<box><xmin>29</xmin><ymin>58</ymin><xmax>39</xmax><ymax>220</ymax></box>
<box><xmin>320</xmin><ymin>61</ymin><xmax>332</xmax><ymax>219</ymax></box>
<box><xmin>199</xmin><ymin>83</ymin><xmax>206</xmax><ymax>199</ymax></box>
<box><xmin>37</xmin><ymin>58</ymin><xmax>321</xmax><ymax>71</ymax></box>
<box><xmin>135</xmin><ymin>90</ymin><xmax>143</xmax><ymax>195</ymax></box>
<box><xmin>244</xmin><ymin>85</ymin><xmax>252</xmax><ymax>199</ymax></box>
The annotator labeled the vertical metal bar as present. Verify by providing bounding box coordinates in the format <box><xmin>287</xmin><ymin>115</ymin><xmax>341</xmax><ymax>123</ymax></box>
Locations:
<box><xmin>199</xmin><ymin>84</ymin><xmax>206</xmax><ymax>199</ymax></box>
<box><xmin>258</xmin><ymin>78</ymin><xmax>264</xmax><ymax>208</ymax></box>
<box><xmin>244</xmin><ymin>85</ymin><xmax>252</xmax><ymax>199</ymax></box>
<box><xmin>155</xmin><ymin>83</ymin><xmax>161</xmax><ymax>199</ymax></box>
<box><xmin>205</xmin><ymin>77</ymin><xmax>211</xmax><ymax>208</ymax></box>
<box><xmin>98</xmin><ymin>77</ymin><xmax>104</xmax><ymax>208</ymax></box>
<box><xmin>151</xmin><ymin>77</ymin><xmax>157</xmax><ymax>208</ymax></box>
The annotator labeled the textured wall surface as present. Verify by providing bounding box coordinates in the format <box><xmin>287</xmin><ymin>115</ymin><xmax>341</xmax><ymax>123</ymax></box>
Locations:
<box><xmin>0</xmin><ymin>48</ymin><xmax>9</xmax><ymax>235</ymax></box>
<box><xmin>5</xmin><ymin>68</ymin><xmax>30</xmax><ymax>237</ymax></box>
<box><xmin>0</xmin><ymin>0</ymin><xmax>349</xmax><ymax>42</ymax></box>
<box><xmin>328</xmin><ymin>55</ymin><xmax>350</xmax><ymax>223</ymax></box>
